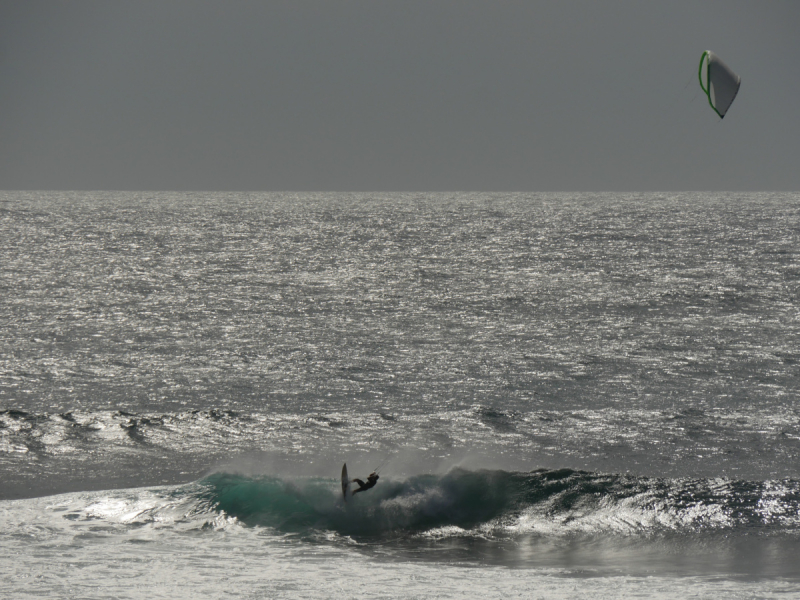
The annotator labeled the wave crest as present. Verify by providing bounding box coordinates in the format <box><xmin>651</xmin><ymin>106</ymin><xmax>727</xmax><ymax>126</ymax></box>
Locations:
<box><xmin>200</xmin><ymin>468</ymin><xmax>800</xmax><ymax>539</ymax></box>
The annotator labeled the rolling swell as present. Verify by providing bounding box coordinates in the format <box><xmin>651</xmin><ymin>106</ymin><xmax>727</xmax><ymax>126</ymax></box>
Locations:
<box><xmin>200</xmin><ymin>468</ymin><xmax>800</xmax><ymax>539</ymax></box>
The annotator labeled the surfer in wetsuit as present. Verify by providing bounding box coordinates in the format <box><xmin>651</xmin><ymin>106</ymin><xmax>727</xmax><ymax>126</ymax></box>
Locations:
<box><xmin>351</xmin><ymin>472</ymin><xmax>379</xmax><ymax>494</ymax></box>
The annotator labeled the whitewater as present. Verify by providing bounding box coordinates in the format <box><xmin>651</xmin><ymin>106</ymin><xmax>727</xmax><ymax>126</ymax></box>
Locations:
<box><xmin>2</xmin><ymin>191</ymin><xmax>800</xmax><ymax>598</ymax></box>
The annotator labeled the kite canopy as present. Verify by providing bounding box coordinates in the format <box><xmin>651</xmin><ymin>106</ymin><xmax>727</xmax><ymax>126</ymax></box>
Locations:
<box><xmin>698</xmin><ymin>51</ymin><xmax>741</xmax><ymax>119</ymax></box>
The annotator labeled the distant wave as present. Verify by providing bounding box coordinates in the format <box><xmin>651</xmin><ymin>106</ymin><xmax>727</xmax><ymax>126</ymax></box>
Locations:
<box><xmin>198</xmin><ymin>468</ymin><xmax>800</xmax><ymax>539</ymax></box>
<box><xmin>5</xmin><ymin>407</ymin><xmax>800</xmax><ymax>479</ymax></box>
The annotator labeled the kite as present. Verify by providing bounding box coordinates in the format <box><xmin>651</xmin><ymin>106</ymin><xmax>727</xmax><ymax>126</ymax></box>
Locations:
<box><xmin>698</xmin><ymin>51</ymin><xmax>741</xmax><ymax>119</ymax></box>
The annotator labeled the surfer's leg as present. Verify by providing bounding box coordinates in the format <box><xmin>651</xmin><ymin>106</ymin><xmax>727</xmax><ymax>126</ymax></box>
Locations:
<box><xmin>352</xmin><ymin>479</ymin><xmax>365</xmax><ymax>487</ymax></box>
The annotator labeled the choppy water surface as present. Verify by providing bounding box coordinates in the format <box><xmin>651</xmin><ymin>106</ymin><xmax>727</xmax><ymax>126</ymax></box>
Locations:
<box><xmin>2</xmin><ymin>191</ymin><xmax>800</xmax><ymax>597</ymax></box>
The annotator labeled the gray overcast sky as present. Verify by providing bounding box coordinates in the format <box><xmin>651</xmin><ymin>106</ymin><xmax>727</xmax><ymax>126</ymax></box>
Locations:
<box><xmin>1</xmin><ymin>1</ymin><xmax>798</xmax><ymax>191</ymax></box>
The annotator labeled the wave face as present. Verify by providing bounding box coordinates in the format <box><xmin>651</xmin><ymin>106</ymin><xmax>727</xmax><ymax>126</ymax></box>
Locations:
<box><xmin>200</xmin><ymin>468</ymin><xmax>800</xmax><ymax>540</ymax></box>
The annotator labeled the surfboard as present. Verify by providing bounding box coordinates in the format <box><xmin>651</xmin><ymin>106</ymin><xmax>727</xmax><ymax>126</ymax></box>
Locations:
<box><xmin>341</xmin><ymin>463</ymin><xmax>351</xmax><ymax>501</ymax></box>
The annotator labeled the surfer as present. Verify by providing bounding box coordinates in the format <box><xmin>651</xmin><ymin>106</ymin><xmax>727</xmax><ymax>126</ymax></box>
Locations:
<box><xmin>351</xmin><ymin>472</ymin><xmax>379</xmax><ymax>495</ymax></box>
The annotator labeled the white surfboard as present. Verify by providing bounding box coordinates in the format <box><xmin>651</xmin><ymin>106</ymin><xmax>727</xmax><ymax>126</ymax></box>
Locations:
<box><xmin>341</xmin><ymin>463</ymin><xmax>351</xmax><ymax>501</ymax></box>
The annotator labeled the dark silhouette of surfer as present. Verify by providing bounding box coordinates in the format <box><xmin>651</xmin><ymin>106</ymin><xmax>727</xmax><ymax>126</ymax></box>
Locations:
<box><xmin>351</xmin><ymin>472</ymin><xmax>379</xmax><ymax>494</ymax></box>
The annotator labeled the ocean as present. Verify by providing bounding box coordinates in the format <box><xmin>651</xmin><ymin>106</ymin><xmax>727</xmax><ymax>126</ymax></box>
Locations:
<box><xmin>2</xmin><ymin>191</ymin><xmax>800</xmax><ymax>598</ymax></box>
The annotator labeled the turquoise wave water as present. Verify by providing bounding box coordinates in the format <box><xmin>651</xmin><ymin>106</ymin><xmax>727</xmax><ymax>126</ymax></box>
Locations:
<box><xmin>203</xmin><ymin>468</ymin><xmax>523</xmax><ymax>536</ymax></box>
<box><xmin>199</xmin><ymin>468</ymin><xmax>800</xmax><ymax>539</ymax></box>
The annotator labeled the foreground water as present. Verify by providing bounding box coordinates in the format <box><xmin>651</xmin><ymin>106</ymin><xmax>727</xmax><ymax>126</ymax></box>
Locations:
<box><xmin>2</xmin><ymin>191</ymin><xmax>800</xmax><ymax>597</ymax></box>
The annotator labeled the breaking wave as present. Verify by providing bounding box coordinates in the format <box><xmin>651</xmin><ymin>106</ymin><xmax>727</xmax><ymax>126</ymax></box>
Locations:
<box><xmin>199</xmin><ymin>468</ymin><xmax>800</xmax><ymax>539</ymax></box>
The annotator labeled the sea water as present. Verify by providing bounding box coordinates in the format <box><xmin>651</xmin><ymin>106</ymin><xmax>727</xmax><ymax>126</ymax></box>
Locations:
<box><xmin>2</xmin><ymin>191</ymin><xmax>800</xmax><ymax>598</ymax></box>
